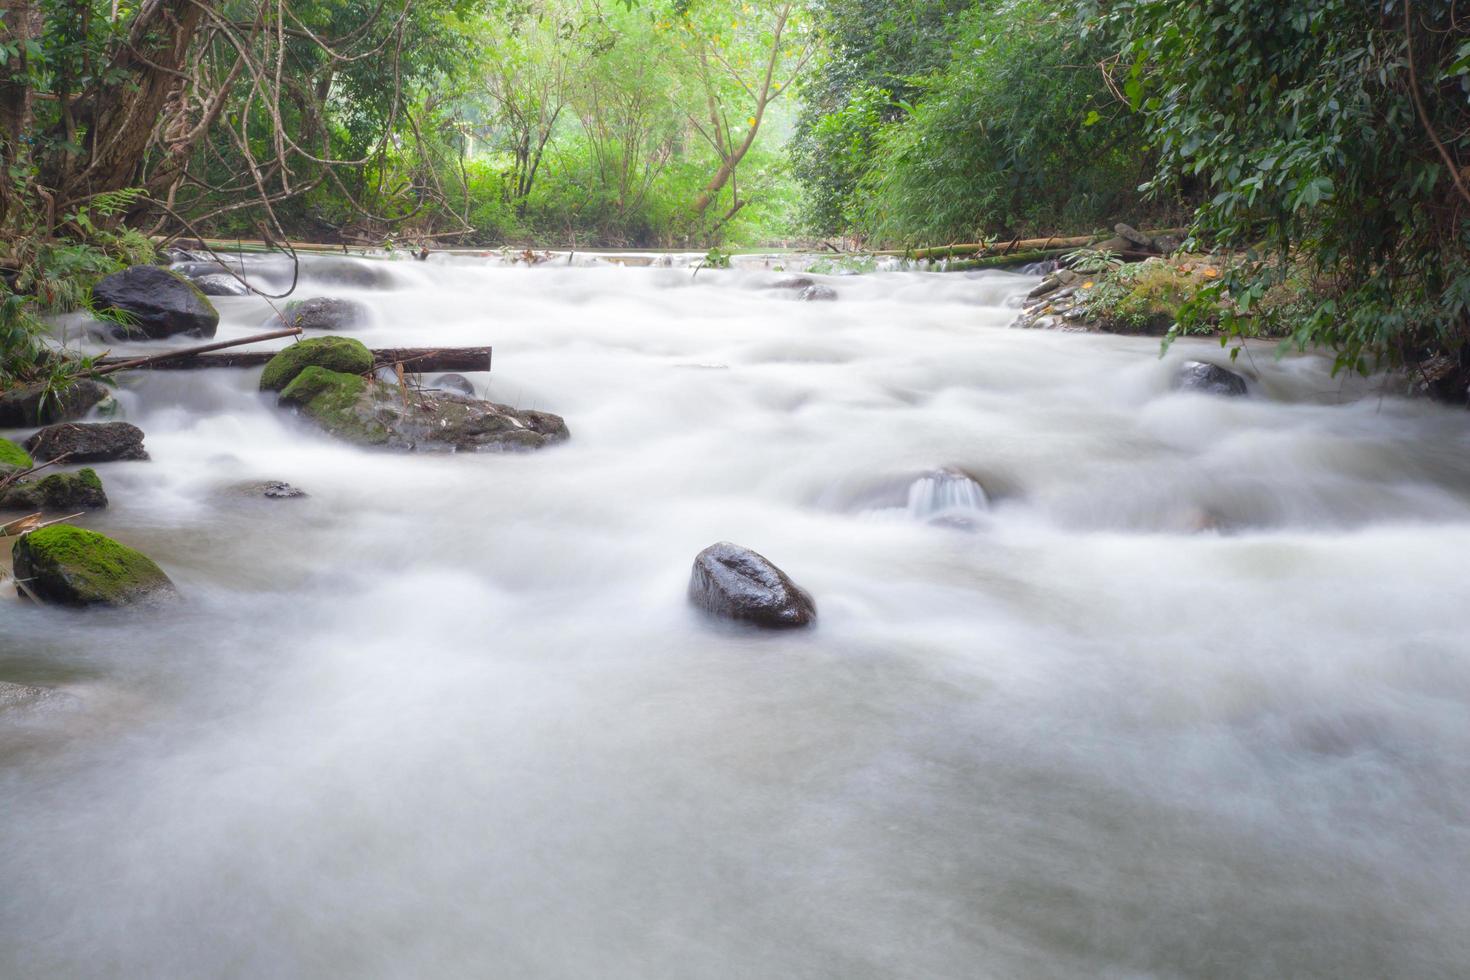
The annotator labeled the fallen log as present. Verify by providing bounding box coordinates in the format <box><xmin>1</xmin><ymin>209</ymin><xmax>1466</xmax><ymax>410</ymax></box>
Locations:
<box><xmin>877</xmin><ymin>227</ymin><xmax>1189</xmax><ymax>261</ymax></box>
<box><xmin>94</xmin><ymin>345</ymin><xmax>492</xmax><ymax>373</ymax></box>
<box><xmin>91</xmin><ymin>327</ymin><xmax>303</xmax><ymax>377</ymax></box>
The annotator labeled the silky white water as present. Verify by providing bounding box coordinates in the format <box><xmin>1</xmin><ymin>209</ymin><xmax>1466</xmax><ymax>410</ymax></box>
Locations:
<box><xmin>2</xmin><ymin>253</ymin><xmax>1469</xmax><ymax>978</ymax></box>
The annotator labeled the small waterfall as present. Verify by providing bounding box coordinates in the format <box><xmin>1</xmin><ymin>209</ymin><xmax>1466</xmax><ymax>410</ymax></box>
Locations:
<box><xmin>905</xmin><ymin>468</ymin><xmax>989</xmax><ymax>526</ymax></box>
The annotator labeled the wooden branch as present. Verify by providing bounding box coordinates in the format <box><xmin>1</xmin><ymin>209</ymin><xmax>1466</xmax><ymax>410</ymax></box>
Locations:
<box><xmin>89</xmin><ymin>327</ymin><xmax>304</xmax><ymax>376</ymax></box>
<box><xmin>94</xmin><ymin>346</ymin><xmax>493</xmax><ymax>373</ymax></box>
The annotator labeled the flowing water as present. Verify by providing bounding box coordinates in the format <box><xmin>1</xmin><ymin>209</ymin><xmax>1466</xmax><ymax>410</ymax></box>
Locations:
<box><xmin>2</xmin><ymin>252</ymin><xmax>1469</xmax><ymax>978</ymax></box>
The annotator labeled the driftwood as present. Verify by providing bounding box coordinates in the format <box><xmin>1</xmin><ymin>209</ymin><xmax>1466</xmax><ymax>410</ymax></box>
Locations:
<box><xmin>95</xmin><ymin>345</ymin><xmax>493</xmax><ymax>373</ymax></box>
<box><xmin>91</xmin><ymin>327</ymin><xmax>304</xmax><ymax>377</ymax></box>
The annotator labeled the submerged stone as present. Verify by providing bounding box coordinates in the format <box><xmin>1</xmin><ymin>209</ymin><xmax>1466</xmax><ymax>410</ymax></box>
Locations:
<box><xmin>0</xmin><ymin>379</ymin><xmax>110</xmax><ymax>427</ymax></box>
<box><xmin>191</xmin><ymin>273</ymin><xmax>251</xmax><ymax>296</ymax></box>
<box><xmin>0</xmin><ymin>468</ymin><xmax>107</xmax><ymax>510</ymax></box>
<box><xmin>797</xmin><ymin>284</ymin><xmax>838</xmax><ymax>302</ymax></box>
<box><xmin>278</xmin><ymin>368</ymin><xmax>569</xmax><ymax>452</ymax></box>
<box><xmin>12</xmin><ymin>524</ymin><xmax>177</xmax><ymax>607</ymax></box>
<box><xmin>688</xmin><ymin>542</ymin><xmax>816</xmax><ymax>629</ymax></box>
<box><xmin>286</xmin><ymin>297</ymin><xmax>370</xmax><ymax>331</ymax></box>
<box><xmin>24</xmin><ymin>422</ymin><xmax>147</xmax><ymax>463</ymax></box>
<box><xmin>259</xmin><ymin>336</ymin><xmax>374</xmax><ymax>392</ymax></box>
<box><xmin>1177</xmin><ymin>361</ymin><xmax>1248</xmax><ymax>397</ymax></box>
<box><xmin>92</xmin><ymin>265</ymin><xmax>219</xmax><ymax>340</ymax></box>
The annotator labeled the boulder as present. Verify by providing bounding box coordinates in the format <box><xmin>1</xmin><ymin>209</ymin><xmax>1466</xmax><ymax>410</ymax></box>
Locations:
<box><xmin>797</xmin><ymin>284</ymin><xmax>838</xmax><ymax>302</ymax></box>
<box><xmin>766</xmin><ymin>275</ymin><xmax>814</xmax><ymax>291</ymax></box>
<box><xmin>12</xmin><ymin>524</ymin><xmax>177</xmax><ymax>607</ymax></box>
<box><xmin>258</xmin><ymin>336</ymin><xmax>373</xmax><ymax>392</ymax></box>
<box><xmin>0</xmin><ymin>437</ymin><xmax>32</xmax><ymax>475</ymax></box>
<box><xmin>91</xmin><ymin>265</ymin><xmax>219</xmax><ymax>340</ymax></box>
<box><xmin>311</xmin><ymin>259</ymin><xmax>396</xmax><ymax>289</ymax></box>
<box><xmin>234</xmin><ymin>480</ymin><xmax>307</xmax><ymax>499</ymax></box>
<box><xmin>191</xmin><ymin>273</ymin><xmax>251</xmax><ymax>297</ymax></box>
<box><xmin>278</xmin><ymin>367</ymin><xmax>569</xmax><ymax>452</ymax></box>
<box><xmin>285</xmin><ymin>296</ymin><xmax>370</xmax><ymax>331</ymax></box>
<box><xmin>1114</xmin><ymin>222</ymin><xmax>1155</xmax><ymax>249</ymax></box>
<box><xmin>1176</xmin><ymin>361</ymin><xmax>1248</xmax><ymax>397</ymax></box>
<box><xmin>24</xmin><ymin>422</ymin><xmax>147</xmax><ymax>463</ymax></box>
<box><xmin>688</xmin><ymin>542</ymin><xmax>816</xmax><ymax>629</ymax></box>
<box><xmin>0</xmin><ymin>468</ymin><xmax>107</xmax><ymax>510</ymax></box>
<box><xmin>0</xmin><ymin>379</ymin><xmax>110</xmax><ymax>427</ymax></box>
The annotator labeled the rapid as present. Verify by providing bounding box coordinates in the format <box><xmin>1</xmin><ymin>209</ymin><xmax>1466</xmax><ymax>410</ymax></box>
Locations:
<box><xmin>2</xmin><ymin>252</ymin><xmax>1468</xmax><ymax>978</ymax></box>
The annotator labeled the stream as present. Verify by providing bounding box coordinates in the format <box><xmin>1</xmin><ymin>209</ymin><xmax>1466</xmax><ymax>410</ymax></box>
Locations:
<box><xmin>3</xmin><ymin>252</ymin><xmax>1469</xmax><ymax>978</ymax></box>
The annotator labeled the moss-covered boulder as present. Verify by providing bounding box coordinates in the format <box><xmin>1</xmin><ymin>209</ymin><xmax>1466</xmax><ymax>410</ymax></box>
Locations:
<box><xmin>92</xmin><ymin>265</ymin><xmax>219</xmax><ymax>340</ymax></box>
<box><xmin>0</xmin><ymin>468</ymin><xmax>107</xmax><ymax>511</ymax></box>
<box><xmin>0</xmin><ymin>379</ymin><xmax>110</xmax><ymax>427</ymax></box>
<box><xmin>277</xmin><ymin>367</ymin><xmax>569</xmax><ymax>452</ymax></box>
<box><xmin>12</xmin><ymin>524</ymin><xmax>177</xmax><ymax>607</ymax></box>
<box><xmin>0</xmin><ymin>438</ymin><xmax>33</xmax><ymax>475</ymax></box>
<box><xmin>259</xmin><ymin>336</ymin><xmax>373</xmax><ymax>392</ymax></box>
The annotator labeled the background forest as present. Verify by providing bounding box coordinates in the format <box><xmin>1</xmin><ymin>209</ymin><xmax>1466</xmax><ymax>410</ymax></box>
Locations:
<box><xmin>2</xmin><ymin>0</ymin><xmax>1469</xmax><ymax>383</ymax></box>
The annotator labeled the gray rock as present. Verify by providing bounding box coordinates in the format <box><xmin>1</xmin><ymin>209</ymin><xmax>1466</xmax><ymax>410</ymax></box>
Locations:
<box><xmin>192</xmin><ymin>273</ymin><xmax>251</xmax><ymax>296</ymax></box>
<box><xmin>286</xmin><ymin>296</ymin><xmax>370</xmax><ymax>331</ymax></box>
<box><xmin>766</xmin><ymin>275</ymin><xmax>814</xmax><ymax>290</ymax></box>
<box><xmin>0</xmin><ymin>379</ymin><xmax>109</xmax><ymax>427</ymax></box>
<box><xmin>688</xmin><ymin>542</ymin><xmax>816</xmax><ymax>629</ymax></box>
<box><xmin>92</xmin><ymin>265</ymin><xmax>219</xmax><ymax>339</ymax></box>
<box><xmin>1177</xmin><ymin>361</ymin><xmax>1249</xmax><ymax>397</ymax></box>
<box><xmin>797</xmin><ymin>284</ymin><xmax>838</xmax><ymax>302</ymax></box>
<box><xmin>1114</xmin><ymin>223</ymin><xmax>1154</xmax><ymax>249</ymax></box>
<box><xmin>24</xmin><ymin>422</ymin><xmax>148</xmax><ymax>463</ymax></box>
<box><xmin>232</xmin><ymin>480</ymin><xmax>307</xmax><ymax>499</ymax></box>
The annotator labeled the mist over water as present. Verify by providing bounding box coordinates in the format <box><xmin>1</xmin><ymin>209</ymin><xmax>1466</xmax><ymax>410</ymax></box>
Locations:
<box><xmin>3</xmin><ymin>253</ymin><xmax>1469</xmax><ymax>978</ymax></box>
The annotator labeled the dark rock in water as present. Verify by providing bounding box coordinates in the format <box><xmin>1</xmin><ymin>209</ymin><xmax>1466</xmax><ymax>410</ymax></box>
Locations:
<box><xmin>261</xmin><ymin>480</ymin><xmax>306</xmax><ymax>499</ymax></box>
<box><xmin>688</xmin><ymin>541</ymin><xmax>816</xmax><ymax>629</ymax></box>
<box><xmin>191</xmin><ymin>273</ymin><xmax>251</xmax><ymax>296</ymax></box>
<box><xmin>170</xmin><ymin>259</ymin><xmax>228</xmax><ymax>278</ymax></box>
<box><xmin>797</xmin><ymin>284</ymin><xmax>838</xmax><ymax>302</ymax></box>
<box><xmin>431</xmin><ymin>373</ymin><xmax>476</xmax><ymax>397</ymax></box>
<box><xmin>0</xmin><ymin>379</ymin><xmax>110</xmax><ymax>427</ymax></box>
<box><xmin>1177</xmin><ymin>361</ymin><xmax>1248</xmax><ymax>397</ymax></box>
<box><xmin>259</xmin><ymin>336</ymin><xmax>373</xmax><ymax>392</ymax></box>
<box><xmin>0</xmin><ymin>681</ymin><xmax>82</xmax><ymax>717</ymax></box>
<box><xmin>25</xmin><ymin>422</ymin><xmax>147</xmax><ymax>463</ymax></box>
<box><xmin>312</xmin><ymin>259</ymin><xmax>396</xmax><ymax>289</ymax></box>
<box><xmin>767</xmin><ymin>275</ymin><xmax>814</xmax><ymax>291</ymax></box>
<box><xmin>286</xmin><ymin>296</ymin><xmax>370</xmax><ymax>331</ymax></box>
<box><xmin>0</xmin><ymin>468</ymin><xmax>107</xmax><ymax>510</ymax></box>
<box><xmin>278</xmin><ymin>367</ymin><xmax>570</xmax><ymax>452</ymax></box>
<box><xmin>12</xmin><ymin>524</ymin><xmax>178</xmax><ymax>607</ymax></box>
<box><xmin>92</xmin><ymin>265</ymin><xmax>219</xmax><ymax>339</ymax></box>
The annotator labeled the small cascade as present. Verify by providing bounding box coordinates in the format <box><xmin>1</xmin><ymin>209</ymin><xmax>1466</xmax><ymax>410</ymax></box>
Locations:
<box><xmin>905</xmin><ymin>468</ymin><xmax>989</xmax><ymax>527</ymax></box>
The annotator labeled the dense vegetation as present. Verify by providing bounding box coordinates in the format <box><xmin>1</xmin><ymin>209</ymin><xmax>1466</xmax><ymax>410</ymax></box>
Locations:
<box><xmin>1</xmin><ymin>0</ymin><xmax>1468</xmax><ymax>389</ymax></box>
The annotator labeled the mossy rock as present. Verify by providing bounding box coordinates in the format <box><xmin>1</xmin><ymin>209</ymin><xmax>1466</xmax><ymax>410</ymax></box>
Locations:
<box><xmin>12</xmin><ymin>524</ymin><xmax>177</xmax><ymax>607</ymax></box>
<box><xmin>0</xmin><ymin>438</ymin><xmax>33</xmax><ymax>474</ymax></box>
<box><xmin>278</xmin><ymin>368</ymin><xmax>567</xmax><ymax>452</ymax></box>
<box><xmin>0</xmin><ymin>468</ymin><xmax>107</xmax><ymax>511</ymax></box>
<box><xmin>278</xmin><ymin>366</ymin><xmax>390</xmax><ymax>444</ymax></box>
<box><xmin>259</xmin><ymin>336</ymin><xmax>373</xmax><ymax>392</ymax></box>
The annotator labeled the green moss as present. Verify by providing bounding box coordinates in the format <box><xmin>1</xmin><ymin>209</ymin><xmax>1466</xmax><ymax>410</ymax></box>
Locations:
<box><xmin>0</xmin><ymin>438</ymin><xmax>33</xmax><ymax>472</ymax></box>
<box><xmin>259</xmin><ymin>336</ymin><xmax>373</xmax><ymax>392</ymax></box>
<box><xmin>77</xmin><ymin>467</ymin><xmax>103</xmax><ymax>492</ymax></box>
<box><xmin>278</xmin><ymin>366</ymin><xmax>390</xmax><ymax>444</ymax></box>
<box><xmin>12</xmin><ymin>524</ymin><xmax>175</xmax><ymax>606</ymax></box>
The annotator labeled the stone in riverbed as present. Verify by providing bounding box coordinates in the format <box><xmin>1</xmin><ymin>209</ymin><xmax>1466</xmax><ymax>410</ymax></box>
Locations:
<box><xmin>191</xmin><ymin>273</ymin><xmax>251</xmax><ymax>296</ymax></box>
<box><xmin>797</xmin><ymin>284</ymin><xmax>838</xmax><ymax>302</ymax></box>
<box><xmin>231</xmin><ymin>480</ymin><xmax>308</xmax><ymax>499</ymax></box>
<box><xmin>0</xmin><ymin>379</ymin><xmax>110</xmax><ymax>427</ymax></box>
<box><xmin>285</xmin><ymin>296</ymin><xmax>370</xmax><ymax>331</ymax></box>
<box><xmin>91</xmin><ymin>265</ymin><xmax>219</xmax><ymax>340</ymax></box>
<box><xmin>24</xmin><ymin>422</ymin><xmax>147</xmax><ymax>463</ymax></box>
<box><xmin>431</xmin><ymin>374</ymin><xmax>476</xmax><ymax>397</ymax></box>
<box><xmin>688</xmin><ymin>542</ymin><xmax>816</xmax><ymax>629</ymax></box>
<box><xmin>278</xmin><ymin>367</ymin><xmax>569</xmax><ymax>452</ymax></box>
<box><xmin>1176</xmin><ymin>361</ymin><xmax>1248</xmax><ymax>397</ymax></box>
<box><xmin>0</xmin><ymin>681</ymin><xmax>82</xmax><ymax>717</ymax></box>
<box><xmin>259</xmin><ymin>336</ymin><xmax>373</xmax><ymax>392</ymax></box>
<box><xmin>12</xmin><ymin>524</ymin><xmax>177</xmax><ymax>607</ymax></box>
<box><xmin>0</xmin><ymin>468</ymin><xmax>107</xmax><ymax>510</ymax></box>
